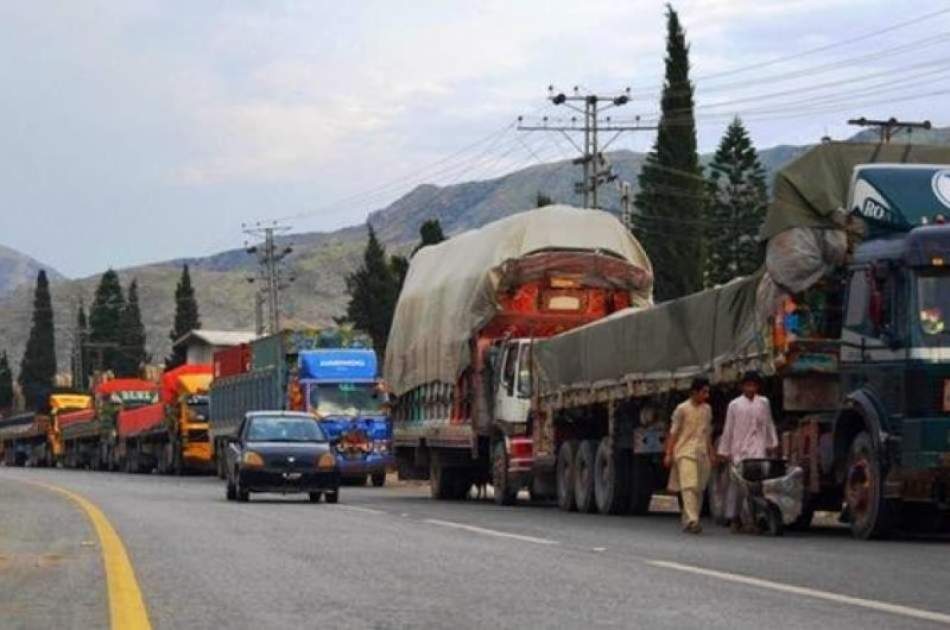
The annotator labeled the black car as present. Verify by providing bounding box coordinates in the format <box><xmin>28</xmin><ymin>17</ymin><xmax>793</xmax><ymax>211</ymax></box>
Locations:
<box><xmin>225</xmin><ymin>411</ymin><xmax>340</xmax><ymax>503</ymax></box>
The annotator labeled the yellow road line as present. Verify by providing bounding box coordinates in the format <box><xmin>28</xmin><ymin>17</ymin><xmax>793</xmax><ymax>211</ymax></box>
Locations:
<box><xmin>26</xmin><ymin>480</ymin><xmax>152</xmax><ymax>630</ymax></box>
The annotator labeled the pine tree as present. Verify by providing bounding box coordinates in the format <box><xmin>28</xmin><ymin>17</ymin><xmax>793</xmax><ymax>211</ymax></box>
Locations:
<box><xmin>390</xmin><ymin>254</ymin><xmax>410</xmax><ymax>292</ymax></box>
<box><xmin>536</xmin><ymin>191</ymin><xmax>554</xmax><ymax>207</ymax></box>
<box><xmin>343</xmin><ymin>225</ymin><xmax>399</xmax><ymax>358</ymax></box>
<box><xmin>18</xmin><ymin>270</ymin><xmax>57</xmax><ymax>411</ymax></box>
<box><xmin>633</xmin><ymin>4</ymin><xmax>706</xmax><ymax>302</ymax></box>
<box><xmin>0</xmin><ymin>351</ymin><xmax>14</xmax><ymax>413</ymax></box>
<box><xmin>411</xmin><ymin>219</ymin><xmax>446</xmax><ymax>255</ymax></box>
<box><xmin>72</xmin><ymin>302</ymin><xmax>90</xmax><ymax>390</ymax></box>
<box><xmin>704</xmin><ymin>117</ymin><xmax>768</xmax><ymax>287</ymax></box>
<box><xmin>166</xmin><ymin>264</ymin><xmax>201</xmax><ymax>369</ymax></box>
<box><xmin>115</xmin><ymin>279</ymin><xmax>148</xmax><ymax>377</ymax></box>
<box><xmin>89</xmin><ymin>269</ymin><xmax>125</xmax><ymax>375</ymax></box>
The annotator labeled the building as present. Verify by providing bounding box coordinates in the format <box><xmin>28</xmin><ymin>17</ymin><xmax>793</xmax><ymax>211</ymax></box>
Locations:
<box><xmin>170</xmin><ymin>330</ymin><xmax>257</xmax><ymax>366</ymax></box>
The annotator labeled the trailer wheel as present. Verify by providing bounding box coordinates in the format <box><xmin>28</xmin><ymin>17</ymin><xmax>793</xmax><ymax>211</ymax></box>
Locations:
<box><xmin>492</xmin><ymin>440</ymin><xmax>518</xmax><ymax>506</ymax></box>
<box><xmin>574</xmin><ymin>440</ymin><xmax>597</xmax><ymax>514</ymax></box>
<box><xmin>628</xmin><ymin>455</ymin><xmax>654</xmax><ymax>515</ymax></box>
<box><xmin>556</xmin><ymin>441</ymin><xmax>577</xmax><ymax>511</ymax></box>
<box><xmin>371</xmin><ymin>472</ymin><xmax>386</xmax><ymax>487</ymax></box>
<box><xmin>845</xmin><ymin>431</ymin><xmax>896</xmax><ymax>540</ymax></box>
<box><xmin>594</xmin><ymin>438</ymin><xmax>629</xmax><ymax>515</ymax></box>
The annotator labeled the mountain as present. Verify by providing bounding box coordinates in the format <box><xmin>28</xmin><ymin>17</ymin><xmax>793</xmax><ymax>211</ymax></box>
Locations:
<box><xmin>0</xmin><ymin>244</ymin><xmax>64</xmax><ymax>297</ymax></box>
<box><xmin>1</xmin><ymin>129</ymin><xmax>947</xmax><ymax>372</ymax></box>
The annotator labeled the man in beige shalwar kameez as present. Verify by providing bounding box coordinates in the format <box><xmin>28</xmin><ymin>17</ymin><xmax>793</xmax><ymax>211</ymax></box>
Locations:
<box><xmin>664</xmin><ymin>377</ymin><xmax>714</xmax><ymax>534</ymax></box>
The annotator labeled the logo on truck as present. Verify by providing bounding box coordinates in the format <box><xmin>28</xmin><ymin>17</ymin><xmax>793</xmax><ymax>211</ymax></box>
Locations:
<box><xmin>933</xmin><ymin>170</ymin><xmax>950</xmax><ymax>209</ymax></box>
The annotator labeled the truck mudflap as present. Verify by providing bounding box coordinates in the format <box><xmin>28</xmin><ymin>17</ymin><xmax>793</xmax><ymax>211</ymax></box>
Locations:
<box><xmin>507</xmin><ymin>436</ymin><xmax>533</xmax><ymax>474</ymax></box>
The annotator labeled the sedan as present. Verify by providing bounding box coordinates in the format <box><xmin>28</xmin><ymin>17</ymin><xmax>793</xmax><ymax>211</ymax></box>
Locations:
<box><xmin>225</xmin><ymin>411</ymin><xmax>340</xmax><ymax>503</ymax></box>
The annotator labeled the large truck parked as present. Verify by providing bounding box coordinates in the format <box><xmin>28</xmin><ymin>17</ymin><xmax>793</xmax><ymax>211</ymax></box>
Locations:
<box><xmin>209</xmin><ymin>329</ymin><xmax>392</xmax><ymax>483</ymax></box>
<box><xmin>0</xmin><ymin>394</ymin><xmax>93</xmax><ymax>467</ymax></box>
<box><xmin>61</xmin><ymin>379</ymin><xmax>159</xmax><ymax>470</ymax></box>
<box><xmin>385</xmin><ymin>205</ymin><xmax>654</xmax><ymax>499</ymax></box>
<box><xmin>115</xmin><ymin>365</ymin><xmax>214</xmax><ymax>474</ymax></box>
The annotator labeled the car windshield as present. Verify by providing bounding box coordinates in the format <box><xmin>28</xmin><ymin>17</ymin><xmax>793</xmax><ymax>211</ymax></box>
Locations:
<box><xmin>916</xmin><ymin>270</ymin><xmax>950</xmax><ymax>346</ymax></box>
<box><xmin>246</xmin><ymin>417</ymin><xmax>325</xmax><ymax>442</ymax></box>
<box><xmin>308</xmin><ymin>383</ymin><xmax>385</xmax><ymax>417</ymax></box>
<box><xmin>186</xmin><ymin>395</ymin><xmax>209</xmax><ymax>421</ymax></box>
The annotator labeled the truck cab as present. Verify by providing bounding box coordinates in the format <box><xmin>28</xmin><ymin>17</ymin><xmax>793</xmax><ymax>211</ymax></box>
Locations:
<box><xmin>298</xmin><ymin>349</ymin><xmax>393</xmax><ymax>486</ymax></box>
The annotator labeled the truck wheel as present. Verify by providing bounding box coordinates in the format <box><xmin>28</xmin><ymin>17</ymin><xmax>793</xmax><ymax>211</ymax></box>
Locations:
<box><xmin>308</xmin><ymin>492</ymin><xmax>322</xmax><ymax>503</ymax></box>
<box><xmin>628</xmin><ymin>456</ymin><xmax>654</xmax><ymax>515</ymax></box>
<box><xmin>845</xmin><ymin>431</ymin><xmax>896</xmax><ymax>540</ymax></box>
<box><xmin>371</xmin><ymin>472</ymin><xmax>386</xmax><ymax>487</ymax></box>
<box><xmin>430</xmin><ymin>458</ymin><xmax>455</xmax><ymax>500</ymax></box>
<box><xmin>574</xmin><ymin>440</ymin><xmax>597</xmax><ymax>514</ymax></box>
<box><xmin>492</xmin><ymin>441</ymin><xmax>518</xmax><ymax>506</ymax></box>
<box><xmin>556</xmin><ymin>441</ymin><xmax>577</xmax><ymax>511</ymax></box>
<box><xmin>325</xmin><ymin>489</ymin><xmax>340</xmax><ymax>504</ymax></box>
<box><xmin>594</xmin><ymin>438</ymin><xmax>629</xmax><ymax>515</ymax></box>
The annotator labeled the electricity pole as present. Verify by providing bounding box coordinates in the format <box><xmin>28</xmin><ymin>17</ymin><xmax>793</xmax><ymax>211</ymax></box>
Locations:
<box><xmin>244</xmin><ymin>222</ymin><xmax>293</xmax><ymax>336</ymax></box>
<box><xmin>518</xmin><ymin>86</ymin><xmax>656</xmax><ymax>209</ymax></box>
<box><xmin>847</xmin><ymin>117</ymin><xmax>932</xmax><ymax>144</ymax></box>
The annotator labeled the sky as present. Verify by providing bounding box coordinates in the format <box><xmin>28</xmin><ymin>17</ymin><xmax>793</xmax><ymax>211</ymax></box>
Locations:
<box><xmin>1</xmin><ymin>0</ymin><xmax>948</xmax><ymax>277</ymax></box>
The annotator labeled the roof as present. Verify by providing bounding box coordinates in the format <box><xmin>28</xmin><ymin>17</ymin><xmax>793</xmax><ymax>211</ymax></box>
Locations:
<box><xmin>172</xmin><ymin>329</ymin><xmax>257</xmax><ymax>350</ymax></box>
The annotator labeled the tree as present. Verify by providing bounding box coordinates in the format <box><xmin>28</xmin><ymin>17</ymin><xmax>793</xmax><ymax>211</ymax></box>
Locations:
<box><xmin>89</xmin><ymin>269</ymin><xmax>125</xmax><ymax>374</ymax></box>
<box><xmin>704</xmin><ymin>117</ymin><xmax>768</xmax><ymax>286</ymax></box>
<box><xmin>411</xmin><ymin>219</ymin><xmax>446</xmax><ymax>255</ymax></box>
<box><xmin>632</xmin><ymin>4</ymin><xmax>706</xmax><ymax>302</ymax></box>
<box><xmin>18</xmin><ymin>270</ymin><xmax>56</xmax><ymax>411</ymax></box>
<box><xmin>536</xmin><ymin>191</ymin><xmax>554</xmax><ymax>207</ymax></box>
<box><xmin>71</xmin><ymin>301</ymin><xmax>90</xmax><ymax>390</ymax></box>
<box><xmin>390</xmin><ymin>254</ymin><xmax>410</xmax><ymax>292</ymax></box>
<box><xmin>115</xmin><ymin>279</ymin><xmax>148</xmax><ymax>377</ymax></box>
<box><xmin>0</xmin><ymin>351</ymin><xmax>13</xmax><ymax>412</ymax></box>
<box><xmin>342</xmin><ymin>225</ymin><xmax>399</xmax><ymax>358</ymax></box>
<box><xmin>166</xmin><ymin>264</ymin><xmax>201</xmax><ymax>369</ymax></box>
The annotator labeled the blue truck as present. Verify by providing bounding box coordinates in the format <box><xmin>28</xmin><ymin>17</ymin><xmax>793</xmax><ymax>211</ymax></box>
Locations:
<box><xmin>209</xmin><ymin>330</ymin><xmax>393</xmax><ymax>485</ymax></box>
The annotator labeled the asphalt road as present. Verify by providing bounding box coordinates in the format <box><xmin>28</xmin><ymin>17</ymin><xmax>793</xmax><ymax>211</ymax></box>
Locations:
<box><xmin>1</xmin><ymin>468</ymin><xmax>948</xmax><ymax>630</ymax></box>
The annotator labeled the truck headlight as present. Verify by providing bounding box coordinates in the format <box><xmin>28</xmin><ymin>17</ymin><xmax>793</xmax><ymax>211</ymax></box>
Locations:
<box><xmin>241</xmin><ymin>451</ymin><xmax>265</xmax><ymax>468</ymax></box>
<box><xmin>374</xmin><ymin>441</ymin><xmax>389</xmax><ymax>454</ymax></box>
<box><xmin>317</xmin><ymin>452</ymin><xmax>336</xmax><ymax>470</ymax></box>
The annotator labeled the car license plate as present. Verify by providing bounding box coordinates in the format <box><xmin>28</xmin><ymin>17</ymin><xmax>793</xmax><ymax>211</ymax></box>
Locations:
<box><xmin>283</xmin><ymin>472</ymin><xmax>302</xmax><ymax>480</ymax></box>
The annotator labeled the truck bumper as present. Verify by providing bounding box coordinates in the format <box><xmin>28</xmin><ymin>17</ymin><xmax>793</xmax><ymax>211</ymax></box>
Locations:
<box><xmin>182</xmin><ymin>442</ymin><xmax>213</xmax><ymax>469</ymax></box>
<box><xmin>337</xmin><ymin>453</ymin><xmax>395</xmax><ymax>478</ymax></box>
<box><xmin>899</xmin><ymin>416</ymin><xmax>950</xmax><ymax>507</ymax></box>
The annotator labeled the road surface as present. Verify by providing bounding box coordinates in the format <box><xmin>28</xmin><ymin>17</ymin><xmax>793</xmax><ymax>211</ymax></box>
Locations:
<box><xmin>1</xmin><ymin>468</ymin><xmax>948</xmax><ymax>629</ymax></box>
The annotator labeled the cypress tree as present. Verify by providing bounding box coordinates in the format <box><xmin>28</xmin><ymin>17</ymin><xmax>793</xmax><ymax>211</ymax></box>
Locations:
<box><xmin>343</xmin><ymin>225</ymin><xmax>399</xmax><ymax>358</ymax></box>
<box><xmin>0</xmin><ymin>351</ymin><xmax>14</xmax><ymax>412</ymax></box>
<box><xmin>166</xmin><ymin>264</ymin><xmax>201</xmax><ymax>369</ymax></box>
<box><xmin>18</xmin><ymin>270</ymin><xmax>57</xmax><ymax>411</ymax></box>
<box><xmin>704</xmin><ymin>117</ymin><xmax>768</xmax><ymax>287</ymax></box>
<box><xmin>633</xmin><ymin>3</ymin><xmax>705</xmax><ymax>302</ymax></box>
<box><xmin>411</xmin><ymin>219</ymin><xmax>446</xmax><ymax>255</ymax></box>
<box><xmin>115</xmin><ymin>279</ymin><xmax>148</xmax><ymax>377</ymax></box>
<box><xmin>72</xmin><ymin>302</ymin><xmax>90</xmax><ymax>390</ymax></box>
<box><xmin>89</xmin><ymin>269</ymin><xmax>125</xmax><ymax>374</ymax></box>
<box><xmin>536</xmin><ymin>191</ymin><xmax>554</xmax><ymax>207</ymax></box>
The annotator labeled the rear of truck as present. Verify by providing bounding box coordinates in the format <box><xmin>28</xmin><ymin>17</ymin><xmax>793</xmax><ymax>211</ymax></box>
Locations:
<box><xmin>161</xmin><ymin>365</ymin><xmax>214</xmax><ymax>471</ymax></box>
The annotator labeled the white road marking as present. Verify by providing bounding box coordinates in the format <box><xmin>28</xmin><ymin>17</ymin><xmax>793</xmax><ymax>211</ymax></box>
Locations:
<box><xmin>647</xmin><ymin>560</ymin><xmax>950</xmax><ymax>625</ymax></box>
<box><xmin>338</xmin><ymin>505</ymin><xmax>386</xmax><ymax>515</ymax></box>
<box><xmin>592</xmin><ymin>547</ymin><xmax>607</xmax><ymax>552</ymax></box>
<box><xmin>424</xmin><ymin>519</ymin><xmax>559</xmax><ymax>546</ymax></box>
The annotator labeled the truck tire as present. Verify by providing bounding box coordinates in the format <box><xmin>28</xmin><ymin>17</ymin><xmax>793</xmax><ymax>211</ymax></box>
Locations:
<box><xmin>430</xmin><ymin>457</ymin><xmax>469</xmax><ymax>500</ymax></box>
<box><xmin>845</xmin><ymin>431</ymin><xmax>896</xmax><ymax>540</ymax></box>
<box><xmin>492</xmin><ymin>440</ymin><xmax>518</xmax><ymax>506</ymax></box>
<box><xmin>573</xmin><ymin>440</ymin><xmax>597</xmax><ymax>514</ymax></box>
<box><xmin>628</xmin><ymin>455</ymin><xmax>654</xmax><ymax>515</ymax></box>
<box><xmin>371</xmin><ymin>472</ymin><xmax>386</xmax><ymax>487</ymax></box>
<box><xmin>556</xmin><ymin>441</ymin><xmax>577</xmax><ymax>512</ymax></box>
<box><xmin>594</xmin><ymin>437</ymin><xmax>629</xmax><ymax>515</ymax></box>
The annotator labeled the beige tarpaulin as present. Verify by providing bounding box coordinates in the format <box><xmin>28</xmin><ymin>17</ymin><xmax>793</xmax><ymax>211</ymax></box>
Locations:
<box><xmin>384</xmin><ymin>205</ymin><xmax>653</xmax><ymax>395</ymax></box>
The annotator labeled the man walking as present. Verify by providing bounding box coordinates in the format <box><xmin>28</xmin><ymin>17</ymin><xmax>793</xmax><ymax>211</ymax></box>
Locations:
<box><xmin>717</xmin><ymin>370</ymin><xmax>779</xmax><ymax>532</ymax></box>
<box><xmin>664</xmin><ymin>377</ymin><xmax>714</xmax><ymax>534</ymax></box>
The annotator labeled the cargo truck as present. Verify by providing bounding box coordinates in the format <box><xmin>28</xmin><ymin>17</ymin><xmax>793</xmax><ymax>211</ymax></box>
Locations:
<box><xmin>385</xmin><ymin>205</ymin><xmax>654</xmax><ymax>499</ymax></box>
<box><xmin>0</xmin><ymin>394</ymin><xmax>92</xmax><ymax>467</ymax></box>
<box><xmin>115</xmin><ymin>365</ymin><xmax>214</xmax><ymax>474</ymax></box>
<box><xmin>210</xmin><ymin>329</ymin><xmax>391</xmax><ymax>483</ymax></box>
<box><xmin>486</xmin><ymin>144</ymin><xmax>950</xmax><ymax>539</ymax></box>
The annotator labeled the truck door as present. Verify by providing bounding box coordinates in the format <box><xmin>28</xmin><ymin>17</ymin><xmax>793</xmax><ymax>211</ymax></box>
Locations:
<box><xmin>493</xmin><ymin>340</ymin><xmax>531</xmax><ymax>427</ymax></box>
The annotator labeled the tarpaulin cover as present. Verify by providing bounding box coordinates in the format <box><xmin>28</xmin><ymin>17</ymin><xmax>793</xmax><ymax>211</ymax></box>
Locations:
<box><xmin>299</xmin><ymin>349</ymin><xmax>377</xmax><ymax>382</ymax></box>
<box><xmin>384</xmin><ymin>205</ymin><xmax>654</xmax><ymax>395</ymax></box>
<box><xmin>95</xmin><ymin>379</ymin><xmax>158</xmax><ymax>396</ymax></box>
<box><xmin>535</xmin><ymin>275</ymin><xmax>761</xmax><ymax>392</ymax></box>
<box><xmin>160</xmin><ymin>364</ymin><xmax>213</xmax><ymax>404</ymax></box>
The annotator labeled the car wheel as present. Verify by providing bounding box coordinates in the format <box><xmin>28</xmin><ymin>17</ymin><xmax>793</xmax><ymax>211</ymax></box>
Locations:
<box><xmin>309</xmin><ymin>492</ymin><xmax>322</xmax><ymax>503</ymax></box>
<box><xmin>371</xmin><ymin>472</ymin><xmax>386</xmax><ymax>487</ymax></box>
<box><xmin>235</xmin><ymin>471</ymin><xmax>250</xmax><ymax>502</ymax></box>
<box><xmin>226</xmin><ymin>480</ymin><xmax>236</xmax><ymax>501</ymax></box>
<box><xmin>325</xmin><ymin>489</ymin><xmax>340</xmax><ymax>504</ymax></box>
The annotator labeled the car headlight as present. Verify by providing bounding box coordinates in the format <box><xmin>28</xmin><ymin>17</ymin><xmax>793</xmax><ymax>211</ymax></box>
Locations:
<box><xmin>375</xmin><ymin>441</ymin><xmax>389</xmax><ymax>454</ymax></box>
<box><xmin>242</xmin><ymin>451</ymin><xmax>265</xmax><ymax>468</ymax></box>
<box><xmin>317</xmin><ymin>452</ymin><xmax>336</xmax><ymax>470</ymax></box>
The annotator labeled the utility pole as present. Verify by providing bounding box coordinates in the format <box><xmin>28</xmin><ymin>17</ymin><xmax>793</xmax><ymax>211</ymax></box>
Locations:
<box><xmin>244</xmin><ymin>222</ymin><xmax>293</xmax><ymax>336</ymax></box>
<box><xmin>519</xmin><ymin>86</ymin><xmax>656</xmax><ymax>209</ymax></box>
<box><xmin>847</xmin><ymin>117</ymin><xmax>932</xmax><ymax>144</ymax></box>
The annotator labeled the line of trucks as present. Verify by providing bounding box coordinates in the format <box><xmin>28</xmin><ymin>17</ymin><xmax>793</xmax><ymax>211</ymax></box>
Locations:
<box><xmin>0</xmin><ymin>332</ymin><xmax>393</xmax><ymax>484</ymax></box>
<box><xmin>385</xmin><ymin>142</ymin><xmax>950</xmax><ymax>539</ymax></box>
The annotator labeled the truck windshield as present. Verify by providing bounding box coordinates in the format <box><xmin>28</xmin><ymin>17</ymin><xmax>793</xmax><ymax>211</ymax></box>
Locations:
<box><xmin>309</xmin><ymin>383</ymin><xmax>386</xmax><ymax>417</ymax></box>
<box><xmin>187</xmin><ymin>395</ymin><xmax>209</xmax><ymax>421</ymax></box>
<box><xmin>916</xmin><ymin>270</ymin><xmax>950</xmax><ymax>345</ymax></box>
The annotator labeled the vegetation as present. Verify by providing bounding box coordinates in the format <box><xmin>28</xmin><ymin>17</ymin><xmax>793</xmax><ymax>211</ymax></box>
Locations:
<box><xmin>704</xmin><ymin>117</ymin><xmax>768</xmax><ymax>286</ymax></box>
<box><xmin>166</xmin><ymin>264</ymin><xmax>201</xmax><ymax>369</ymax></box>
<box><xmin>633</xmin><ymin>3</ymin><xmax>706</xmax><ymax>302</ymax></box>
<box><xmin>0</xmin><ymin>350</ymin><xmax>14</xmax><ymax>412</ymax></box>
<box><xmin>342</xmin><ymin>225</ymin><xmax>400</xmax><ymax>358</ymax></box>
<box><xmin>72</xmin><ymin>302</ymin><xmax>89</xmax><ymax>390</ymax></box>
<box><xmin>18</xmin><ymin>270</ymin><xmax>56</xmax><ymax>411</ymax></box>
<box><xmin>536</xmin><ymin>192</ymin><xmax>554</xmax><ymax>207</ymax></box>
<box><xmin>115</xmin><ymin>279</ymin><xmax>148</xmax><ymax>377</ymax></box>
<box><xmin>89</xmin><ymin>269</ymin><xmax>125</xmax><ymax>374</ymax></box>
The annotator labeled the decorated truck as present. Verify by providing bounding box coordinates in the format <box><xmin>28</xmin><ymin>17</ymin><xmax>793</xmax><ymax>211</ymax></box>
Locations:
<box><xmin>0</xmin><ymin>394</ymin><xmax>92</xmax><ymax>467</ymax></box>
<box><xmin>115</xmin><ymin>365</ymin><xmax>214</xmax><ymax>474</ymax></box>
<box><xmin>494</xmin><ymin>143</ymin><xmax>950</xmax><ymax>539</ymax></box>
<box><xmin>61</xmin><ymin>379</ymin><xmax>159</xmax><ymax>470</ymax></box>
<box><xmin>385</xmin><ymin>205</ymin><xmax>653</xmax><ymax>499</ymax></box>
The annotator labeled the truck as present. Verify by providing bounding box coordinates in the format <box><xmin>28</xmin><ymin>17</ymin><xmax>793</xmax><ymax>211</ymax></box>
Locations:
<box><xmin>436</xmin><ymin>143</ymin><xmax>950</xmax><ymax>539</ymax></box>
<box><xmin>115</xmin><ymin>365</ymin><xmax>214</xmax><ymax>474</ymax></box>
<box><xmin>60</xmin><ymin>379</ymin><xmax>159</xmax><ymax>470</ymax></box>
<box><xmin>0</xmin><ymin>394</ymin><xmax>92</xmax><ymax>467</ymax></box>
<box><xmin>209</xmin><ymin>329</ymin><xmax>392</xmax><ymax>483</ymax></box>
<box><xmin>385</xmin><ymin>205</ymin><xmax>654</xmax><ymax>499</ymax></box>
